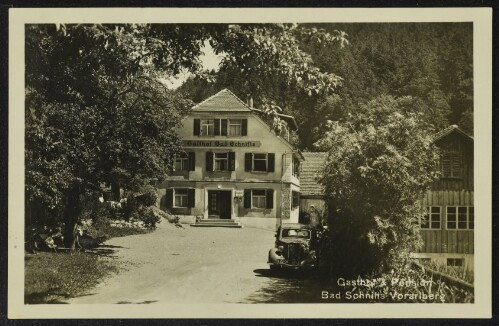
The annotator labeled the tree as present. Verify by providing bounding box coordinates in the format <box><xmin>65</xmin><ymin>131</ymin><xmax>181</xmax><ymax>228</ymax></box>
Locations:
<box><xmin>26</xmin><ymin>23</ymin><xmax>344</xmax><ymax>247</ymax></box>
<box><xmin>316</xmin><ymin>95</ymin><xmax>440</xmax><ymax>275</ymax></box>
<box><xmin>180</xmin><ymin>23</ymin><xmax>474</xmax><ymax>149</ymax></box>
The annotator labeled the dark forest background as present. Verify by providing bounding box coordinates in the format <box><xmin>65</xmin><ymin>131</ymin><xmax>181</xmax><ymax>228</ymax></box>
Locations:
<box><xmin>176</xmin><ymin>23</ymin><xmax>473</xmax><ymax>150</ymax></box>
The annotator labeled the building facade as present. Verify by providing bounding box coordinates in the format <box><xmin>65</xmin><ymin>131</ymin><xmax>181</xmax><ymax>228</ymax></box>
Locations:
<box><xmin>158</xmin><ymin>89</ymin><xmax>302</xmax><ymax>229</ymax></box>
<box><xmin>299</xmin><ymin>152</ymin><xmax>327</xmax><ymax>226</ymax></box>
<box><xmin>413</xmin><ymin>125</ymin><xmax>474</xmax><ymax>271</ymax></box>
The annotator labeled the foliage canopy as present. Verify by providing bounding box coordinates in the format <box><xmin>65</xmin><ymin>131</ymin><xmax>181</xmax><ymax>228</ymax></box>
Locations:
<box><xmin>317</xmin><ymin>95</ymin><xmax>440</xmax><ymax>274</ymax></box>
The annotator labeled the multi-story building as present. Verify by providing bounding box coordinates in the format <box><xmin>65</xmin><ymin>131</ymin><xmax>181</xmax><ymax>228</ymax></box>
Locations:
<box><xmin>158</xmin><ymin>89</ymin><xmax>302</xmax><ymax>229</ymax></box>
<box><xmin>413</xmin><ymin>125</ymin><xmax>474</xmax><ymax>271</ymax></box>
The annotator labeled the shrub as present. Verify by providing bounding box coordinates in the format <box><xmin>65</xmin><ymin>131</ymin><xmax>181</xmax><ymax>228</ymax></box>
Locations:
<box><xmin>337</xmin><ymin>265</ymin><xmax>474</xmax><ymax>303</ymax></box>
<box><xmin>316</xmin><ymin>96</ymin><xmax>440</xmax><ymax>275</ymax></box>
<box><xmin>121</xmin><ymin>194</ymin><xmax>139</xmax><ymax>221</ymax></box>
<box><xmin>137</xmin><ymin>185</ymin><xmax>159</xmax><ymax>207</ymax></box>
<box><xmin>138</xmin><ymin>206</ymin><xmax>164</xmax><ymax>228</ymax></box>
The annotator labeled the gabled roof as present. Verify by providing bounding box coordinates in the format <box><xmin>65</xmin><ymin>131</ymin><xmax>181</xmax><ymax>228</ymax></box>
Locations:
<box><xmin>192</xmin><ymin>88</ymin><xmax>251</xmax><ymax>112</ymax></box>
<box><xmin>432</xmin><ymin>125</ymin><xmax>474</xmax><ymax>143</ymax></box>
<box><xmin>300</xmin><ymin>152</ymin><xmax>327</xmax><ymax>196</ymax></box>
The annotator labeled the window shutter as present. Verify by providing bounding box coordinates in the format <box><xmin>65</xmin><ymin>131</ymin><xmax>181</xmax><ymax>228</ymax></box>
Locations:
<box><xmin>245</xmin><ymin>153</ymin><xmax>253</xmax><ymax>171</ymax></box>
<box><xmin>206</xmin><ymin>151</ymin><xmax>214</xmax><ymax>172</ymax></box>
<box><xmin>228</xmin><ymin>152</ymin><xmax>236</xmax><ymax>171</ymax></box>
<box><xmin>165</xmin><ymin>189</ymin><xmax>173</xmax><ymax>208</ymax></box>
<box><xmin>266</xmin><ymin>189</ymin><xmax>274</xmax><ymax>209</ymax></box>
<box><xmin>241</xmin><ymin>119</ymin><xmax>248</xmax><ymax>136</ymax></box>
<box><xmin>451</xmin><ymin>153</ymin><xmax>461</xmax><ymax>177</ymax></box>
<box><xmin>221</xmin><ymin>119</ymin><xmax>228</xmax><ymax>136</ymax></box>
<box><xmin>188</xmin><ymin>152</ymin><xmax>195</xmax><ymax>171</ymax></box>
<box><xmin>244</xmin><ymin>189</ymin><xmax>251</xmax><ymax>208</ymax></box>
<box><xmin>214</xmin><ymin>119</ymin><xmax>221</xmax><ymax>136</ymax></box>
<box><xmin>188</xmin><ymin>189</ymin><xmax>195</xmax><ymax>208</ymax></box>
<box><xmin>193</xmin><ymin>119</ymin><xmax>200</xmax><ymax>136</ymax></box>
<box><xmin>267</xmin><ymin>153</ymin><xmax>275</xmax><ymax>172</ymax></box>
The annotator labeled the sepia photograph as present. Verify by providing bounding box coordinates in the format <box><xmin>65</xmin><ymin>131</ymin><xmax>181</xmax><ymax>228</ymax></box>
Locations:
<box><xmin>7</xmin><ymin>7</ymin><xmax>492</xmax><ymax>319</ymax></box>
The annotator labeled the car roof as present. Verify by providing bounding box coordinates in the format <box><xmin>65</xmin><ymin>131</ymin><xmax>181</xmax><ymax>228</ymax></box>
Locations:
<box><xmin>279</xmin><ymin>223</ymin><xmax>314</xmax><ymax>230</ymax></box>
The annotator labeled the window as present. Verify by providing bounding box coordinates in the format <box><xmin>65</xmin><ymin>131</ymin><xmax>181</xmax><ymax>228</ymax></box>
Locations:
<box><xmin>174</xmin><ymin>152</ymin><xmax>195</xmax><ymax>172</ymax></box>
<box><xmin>244</xmin><ymin>189</ymin><xmax>274</xmax><ymax>209</ymax></box>
<box><xmin>253</xmin><ymin>153</ymin><xmax>268</xmax><ymax>172</ymax></box>
<box><xmin>194</xmin><ymin>118</ymin><xmax>247</xmax><ymax>136</ymax></box>
<box><xmin>447</xmin><ymin>258</ymin><xmax>464</xmax><ymax>267</ymax></box>
<box><xmin>292</xmin><ymin>191</ymin><xmax>300</xmax><ymax>209</ymax></box>
<box><xmin>166</xmin><ymin>188</ymin><xmax>195</xmax><ymax>209</ymax></box>
<box><xmin>174</xmin><ymin>189</ymin><xmax>189</xmax><ymax>208</ymax></box>
<box><xmin>252</xmin><ymin>189</ymin><xmax>267</xmax><ymax>208</ymax></box>
<box><xmin>200</xmin><ymin>119</ymin><xmax>215</xmax><ymax>136</ymax></box>
<box><xmin>228</xmin><ymin>119</ymin><xmax>242</xmax><ymax>136</ymax></box>
<box><xmin>175</xmin><ymin>156</ymin><xmax>188</xmax><ymax>171</ymax></box>
<box><xmin>420</xmin><ymin>206</ymin><xmax>441</xmax><ymax>229</ymax></box>
<box><xmin>245</xmin><ymin>153</ymin><xmax>275</xmax><ymax>172</ymax></box>
<box><xmin>442</xmin><ymin>151</ymin><xmax>461</xmax><ymax>178</ymax></box>
<box><xmin>214</xmin><ymin>152</ymin><xmax>229</xmax><ymax>171</ymax></box>
<box><xmin>206</xmin><ymin>152</ymin><xmax>235</xmax><ymax>172</ymax></box>
<box><xmin>446</xmin><ymin>206</ymin><xmax>474</xmax><ymax>230</ymax></box>
<box><xmin>292</xmin><ymin>158</ymin><xmax>300</xmax><ymax>177</ymax></box>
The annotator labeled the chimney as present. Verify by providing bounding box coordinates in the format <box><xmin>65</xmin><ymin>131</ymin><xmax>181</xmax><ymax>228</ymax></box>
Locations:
<box><xmin>248</xmin><ymin>97</ymin><xmax>253</xmax><ymax>108</ymax></box>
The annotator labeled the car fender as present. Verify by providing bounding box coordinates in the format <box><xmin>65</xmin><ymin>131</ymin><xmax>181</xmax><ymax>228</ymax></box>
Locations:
<box><xmin>268</xmin><ymin>247</ymin><xmax>285</xmax><ymax>263</ymax></box>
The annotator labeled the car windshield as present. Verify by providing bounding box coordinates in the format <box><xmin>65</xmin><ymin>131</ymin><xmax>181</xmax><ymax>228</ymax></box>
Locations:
<box><xmin>281</xmin><ymin>228</ymin><xmax>310</xmax><ymax>239</ymax></box>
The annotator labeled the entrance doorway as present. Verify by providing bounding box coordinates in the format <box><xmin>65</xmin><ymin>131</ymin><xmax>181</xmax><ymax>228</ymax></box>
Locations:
<box><xmin>207</xmin><ymin>190</ymin><xmax>232</xmax><ymax>219</ymax></box>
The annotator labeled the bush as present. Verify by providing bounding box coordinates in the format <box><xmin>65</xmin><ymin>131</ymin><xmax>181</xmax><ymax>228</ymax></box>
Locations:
<box><xmin>336</xmin><ymin>265</ymin><xmax>474</xmax><ymax>303</ymax></box>
<box><xmin>137</xmin><ymin>185</ymin><xmax>159</xmax><ymax>207</ymax></box>
<box><xmin>138</xmin><ymin>206</ymin><xmax>165</xmax><ymax>228</ymax></box>
<box><xmin>316</xmin><ymin>96</ymin><xmax>440</xmax><ymax>274</ymax></box>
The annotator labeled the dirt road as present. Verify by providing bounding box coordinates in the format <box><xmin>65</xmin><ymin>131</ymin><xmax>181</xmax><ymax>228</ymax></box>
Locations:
<box><xmin>68</xmin><ymin>220</ymin><xmax>276</xmax><ymax>304</ymax></box>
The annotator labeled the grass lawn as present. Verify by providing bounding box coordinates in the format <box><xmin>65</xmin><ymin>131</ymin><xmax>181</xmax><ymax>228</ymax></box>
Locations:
<box><xmin>25</xmin><ymin>225</ymin><xmax>152</xmax><ymax>304</ymax></box>
<box><xmin>25</xmin><ymin>251</ymin><xmax>118</xmax><ymax>304</ymax></box>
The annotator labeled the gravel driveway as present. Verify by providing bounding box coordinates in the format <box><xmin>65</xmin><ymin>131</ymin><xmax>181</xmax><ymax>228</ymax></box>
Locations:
<box><xmin>68</xmin><ymin>220</ymin><xmax>276</xmax><ymax>304</ymax></box>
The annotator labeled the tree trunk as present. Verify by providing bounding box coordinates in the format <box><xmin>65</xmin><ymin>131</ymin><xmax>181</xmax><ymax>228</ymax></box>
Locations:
<box><xmin>63</xmin><ymin>185</ymin><xmax>82</xmax><ymax>249</ymax></box>
<box><xmin>111</xmin><ymin>182</ymin><xmax>121</xmax><ymax>201</ymax></box>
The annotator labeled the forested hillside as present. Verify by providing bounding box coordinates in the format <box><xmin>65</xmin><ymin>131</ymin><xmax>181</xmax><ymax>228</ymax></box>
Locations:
<box><xmin>177</xmin><ymin>23</ymin><xmax>473</xmax><ymax>149</ymax></box>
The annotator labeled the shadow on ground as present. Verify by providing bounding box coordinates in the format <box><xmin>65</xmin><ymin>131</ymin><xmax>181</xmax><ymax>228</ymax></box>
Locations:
<box><xmin>117</xmin><ymin>300</ymin><xmax>158</xmax><ymax>304</ymax></box>
<box><xmin>243</xmin><ymin>268</ymin><xmax>339</xmax><ymax>303</ymax></box>
<box><xmin>25</xmin><ymin>291</ymin><xmax>68</xmax><ymax>304</ymax></box>
<box><xmin>84</xmin><ymin>244</ymin><xmax>126</xmax><ymax>258</ymax></box>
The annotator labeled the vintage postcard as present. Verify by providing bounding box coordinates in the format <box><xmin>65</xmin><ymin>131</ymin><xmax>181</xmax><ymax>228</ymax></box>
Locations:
<box><xmin>8</xmin><ymin>7</ymin><xmax>492</xmax><ymax>319</ymax></box>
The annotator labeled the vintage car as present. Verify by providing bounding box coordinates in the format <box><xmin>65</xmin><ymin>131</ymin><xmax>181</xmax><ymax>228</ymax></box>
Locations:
<box><xmin>268</xmin><ymin>223</ymin><xmax>318</xmax><ymax>270</ymax></box>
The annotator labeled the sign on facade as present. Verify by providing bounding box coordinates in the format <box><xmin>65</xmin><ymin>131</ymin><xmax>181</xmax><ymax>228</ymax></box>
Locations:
<box><xmin>183</xmin><ymin>140</ymin><xmax>261</xmax><ymax>148</ymax></box>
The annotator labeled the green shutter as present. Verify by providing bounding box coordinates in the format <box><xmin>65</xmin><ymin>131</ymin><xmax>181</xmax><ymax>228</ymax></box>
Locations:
<box><xmin>188</xmin><ymin>152</ymin><xmax>195</xmax><ymax>171</ymax></box>
<box><xmin>221</xmin><ymin>119</ymin><xmax>228</xmax><ymax>136</ymax></box>
<box><xmin>245</xmin><ymin>153</ymin><xmax>253</xmax><ymax>171</ymax></box>
<box><xmin>193</xmin><ymin>119</ymin><xmax>200</xmax><ymax>136</ymax></box>
<box><xmin>241</xmin><ymin>119</ymin><xmax>248</xmax><ymax>136</ymax></box>
<box><xmin>266</xmin><ymin>189</ymin><xmax>274</xmax><ymax>209</ymax></box>
<box><xmin>165</xmin><ymin>189</ymin><xmax>173</xmax><ymax>208</ymax></box>
<box><xmin>228</xmin><ymin>152</ymin><xmax>236</xmax><ymax>171</ymax></box>
<box><xmin>188</xmin><ymin>189</ymin><xmax>195</xmax><ymax>208</ymax></box>
<box><xmin>244</xmin><ymin>189</ymin><xmax>251</xmax><ymax>208</ymax></box>
<box><xmin>214</xmin><ymin>119</ymin><xmax>221</xmax><ymax>136</ymax></box>
<box><xmin>206</xmin><ymin>151</ymin><xmax>214</xmax><ymax>171</ymax></box>
<box><xmin>267</xmin><ymin>153</ymin><xmax>275</xmax><ymax>172</ymax></box>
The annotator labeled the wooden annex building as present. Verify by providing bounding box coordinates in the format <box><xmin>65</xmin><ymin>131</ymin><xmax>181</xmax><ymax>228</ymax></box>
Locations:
<box><xmin>413</xmin><ymin>125</ymin><xmax>474</xmax><ymax>271</ymax></box>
